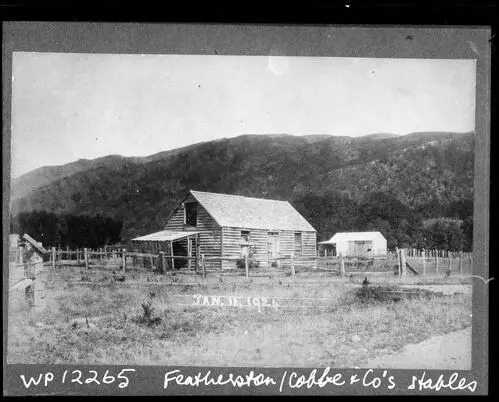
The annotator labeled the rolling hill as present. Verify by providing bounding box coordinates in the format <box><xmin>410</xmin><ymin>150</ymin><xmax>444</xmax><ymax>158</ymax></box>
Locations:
<box><xmin>10</xmin><ymin>131</ymin><xmax>474</xmax><ymax>243</ymax></box>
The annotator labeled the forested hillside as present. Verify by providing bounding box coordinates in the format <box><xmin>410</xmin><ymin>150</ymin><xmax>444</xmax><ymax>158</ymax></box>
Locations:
<box><xmin>10</xmin><ymin>131</ymin><xmax>474</xmax><ymax>250</ymax></box>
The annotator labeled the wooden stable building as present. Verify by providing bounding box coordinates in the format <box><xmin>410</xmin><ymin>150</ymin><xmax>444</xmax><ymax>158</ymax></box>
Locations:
<box><xmin>131</xmin><ymin>190</ymin><xmax>317</xmax><ymax>270</ymax></box>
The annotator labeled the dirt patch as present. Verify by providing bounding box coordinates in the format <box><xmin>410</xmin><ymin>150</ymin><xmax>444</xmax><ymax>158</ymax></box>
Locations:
<box><xmin>363</xmin><ymin>327</ymin><xmax>471</xmax><ymax>370</ymax></box>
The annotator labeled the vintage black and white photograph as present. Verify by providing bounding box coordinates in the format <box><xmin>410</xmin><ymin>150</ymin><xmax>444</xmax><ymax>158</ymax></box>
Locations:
<box><xmin>7</xmin><ymin>47</ymin><xmax>476</xmax><ymax>370</ymax></box>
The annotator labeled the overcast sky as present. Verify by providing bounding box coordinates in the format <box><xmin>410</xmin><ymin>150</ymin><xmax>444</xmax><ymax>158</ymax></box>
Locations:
<box><xmin>11</xmin><ymin>52</ymin><xmax>476</xmax><ymax>177</ymax></box>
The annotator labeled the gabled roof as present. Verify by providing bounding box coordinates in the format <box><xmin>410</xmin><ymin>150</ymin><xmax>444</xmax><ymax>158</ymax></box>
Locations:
<box><xmin>319</xmin><ymin>231</ymin><xmax>386</xmax><ymax>244</ymax></box>
<box><xmin>189</xmin><ymin>190</ymin><xmax>316</xmax><ymax>232</ymax></box>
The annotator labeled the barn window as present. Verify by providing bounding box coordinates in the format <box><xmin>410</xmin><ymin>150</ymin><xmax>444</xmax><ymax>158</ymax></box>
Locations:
<box><xmin>241</xmin><ymin>230</ymin><xmax>251</xmax><ymax>242</ymax></box>
<box><xmin>294</xmin><ymin>232</ymin><xmax>302</xmax><ymax>256</ymax></box>
<box><xmin>184</xmin><ymin>202</ymin><xmax>197</xmax><ymax>227</ymax></box>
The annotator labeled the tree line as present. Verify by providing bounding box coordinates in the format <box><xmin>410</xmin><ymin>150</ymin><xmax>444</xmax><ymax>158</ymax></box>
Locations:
<box><xmin>10</xmin><ymin>210</ymin><xmax>123</xmax><ymax>249</ymax></box>
<box><xmin>10</xmin><ymin>191</ymin><xmax>473</xmax><ymax>253</ymax></box>
<box><xmin>294</xmin><ymin>191</ymin><xmax>473</xmax><ymax>252</ymax></box>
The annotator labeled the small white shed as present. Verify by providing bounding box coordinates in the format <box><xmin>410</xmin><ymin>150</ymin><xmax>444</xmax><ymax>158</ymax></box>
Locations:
<box><xmin>319</xmin><ymin>231</ymin><xmax>387</xmax><ymax>256</ymax></box>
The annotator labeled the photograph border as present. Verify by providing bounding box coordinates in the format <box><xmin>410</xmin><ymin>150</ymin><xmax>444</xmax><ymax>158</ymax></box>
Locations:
<box><xmin>2</xmin><ymin>10</ymin><xmax>492</xmax><ymax>396</ymax></box>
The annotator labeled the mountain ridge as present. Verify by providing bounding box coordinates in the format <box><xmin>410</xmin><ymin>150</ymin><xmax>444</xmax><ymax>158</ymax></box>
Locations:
<box><xmin>10</xmin><ymin>130</ymin><xmax>474</xmax><ymax>243</ymax></box>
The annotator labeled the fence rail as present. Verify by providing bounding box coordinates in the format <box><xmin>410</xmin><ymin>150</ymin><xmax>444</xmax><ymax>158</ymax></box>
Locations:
<box><xmin>8</xmin><ymin>243</ymin><xmax>476</xmax><ymax>313</ymax></box>
<box><xmin>40</xmin><ymin>246</ymin><xmax>473</xmax><ymax>281</ymax></box>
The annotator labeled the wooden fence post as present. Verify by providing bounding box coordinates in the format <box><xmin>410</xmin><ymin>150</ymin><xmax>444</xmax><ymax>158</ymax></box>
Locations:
<box><xmin>339</xmin><ymin>254</ymin><xmax>345</xmax><ymax>277</ymax></box>
<box><xmin>84</xmin><ymin>248</ymin><xmax>89</xmax><ymax>271</ymax></box>
<box><xmin>52</xmin><ymin>247</ymin><xmax>56</xmax><ymax>271</ymax></box>
<box><xmin>459</xmin><ymin>251</ymin><xmax>463</xmax><ymax>274</ymax></box>
<box><xmin>422</xmin><ymin>249</ymin><xmax>426</xmax><ymax>277</ymax></box>
<box><xmin>397</xmin><ymin>249</ymin><xmax>401</xmax><ymax>276</ymax></box>
<box><xmin>448</xmin><ymin>251</ymin><xmax>452</xmax><ymax>273</ymax></box>
<box><xmin>122</xmin><ymin>249</ymin><xmax>127</xmax><ymax>272</ymax></box>
<box><xmin>159</xmin><ymin>252</ymin><xmax>165</xmax><ymax>274</ymax></box>
<box><xmin>245</xmin><ymin>253</ymin><xmax>249</xmax><ymax>279</ymax></box>
<box><xmin>396</xmin><ymin>249</ymin><xmax>400</xmax><ymax>275</ymax></box>
<box><xmin>201</xmin><ymin>254</ymin><xmax>206</xmax><ymax>278</ymax></box>
<box><xmin>399</xmin><ymin>249</ymin><xmax>406</xmax><ymax>278</ymax></box>
<box><xmin>159</xmin><ymin>251</ymin><xmax>166</xmax><ymax>274</ymax></box>
<box><xmin>16</xmin><ymin>245</ymin><xmax>22</xmax><ymax>264</ymax></box>
<box><xmin>435</xmin><ymin>250</ymin><xmax>439</xmax><ymax>274</ymax></box>
<box><xmin>33</xmin><ymin>260</ymin><xmax>45</xmax><ymax>307</ymax></box>
<box><xmin>290</xmin><ymin>254</ymin><xmax>296</xmax><ymax>279</ymax></box>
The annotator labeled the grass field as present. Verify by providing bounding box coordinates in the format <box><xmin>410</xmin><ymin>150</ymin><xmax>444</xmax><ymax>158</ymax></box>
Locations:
<box><xmin>7</xmin><ymin>271</ymin><xmax>472</xmax><ymax>368</ymax></box>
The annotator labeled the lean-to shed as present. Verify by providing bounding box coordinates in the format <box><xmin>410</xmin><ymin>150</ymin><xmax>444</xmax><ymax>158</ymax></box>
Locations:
<box><xmin>319</xmin><ymin>231</ymin><xmax>387</xmax><ymax>256</ymax></box>
<box><xmin>131</xmin><ymin>190</ymin><xmax>317</xmax><ymax>270</ymax></box>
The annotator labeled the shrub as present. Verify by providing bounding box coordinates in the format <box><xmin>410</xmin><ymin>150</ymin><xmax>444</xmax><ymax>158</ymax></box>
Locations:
<box><xmin>133</xmin><ymin>299</ymin><xmax>162</xmax><ymax>327</ymax></box>
<box><xmin>236</xmin><ymin>258</ymin><xmax>259</xmax><ymax>269</ymax></box>
<box><xmin>353</xmin><ymin>285</ymin><xmax>444</xmax><ymax>305</ymax></box>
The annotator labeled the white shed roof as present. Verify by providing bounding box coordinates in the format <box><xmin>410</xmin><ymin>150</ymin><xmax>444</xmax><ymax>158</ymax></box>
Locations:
<box><xmin>132</xmin><ymin>230</ymin><xmax>201</xmax><ymax>242</ymax></box>
<box><xmin>319</xmin><ymin>231</ymin><xmax>386</xmax><ymax>244</ymax></box>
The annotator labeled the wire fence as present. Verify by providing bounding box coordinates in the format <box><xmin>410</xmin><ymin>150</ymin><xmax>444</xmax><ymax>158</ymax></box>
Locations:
<box><xmin>8</xmin><ymin>246</ymin><xmax>475</xmax><ymax>310</ymax></box>
<box><xmin>28</xmin><ymin>247</ymin><xmax>472</xmax><ymax>284</ymax></box>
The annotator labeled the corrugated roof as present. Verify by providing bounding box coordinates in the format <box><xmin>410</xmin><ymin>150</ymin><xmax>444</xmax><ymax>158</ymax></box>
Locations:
<box><xmin>132</xmin><ymin>230</ymin><xmax>201</xmax><ymax>242</ymax></box>
<box><xmin>319</xmin><ymin>231</ymin><xmax>385</xmax><ymax>244</ymax></box>
<box><xmin>190</xmin><ymin>190</ymin><xmax>316</xmax><ymax>232</ymax></box>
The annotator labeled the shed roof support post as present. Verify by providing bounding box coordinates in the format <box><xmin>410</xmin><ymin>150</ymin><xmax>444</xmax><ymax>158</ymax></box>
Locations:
<box><xmin>192</xmin><ymin>235</ymin><xmax>197</xmax><ymax>272</ymax></box>
<box><xmin>170</xmin><ymin>241</ymin><xmax>174</xmax><ymax>271</ymax></box>
<box><xmin>197</xmin><ymin>233</ymin><xmax>201</xmax><ymax>272</ymax></box>
<box><xmin>339</xmin><ymin>254</ymin><xmax>345</xmax><ymax>277</ymax></box>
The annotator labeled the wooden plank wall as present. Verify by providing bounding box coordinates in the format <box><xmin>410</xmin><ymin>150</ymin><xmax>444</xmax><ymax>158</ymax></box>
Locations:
<box><xmin>164</xmin><ymin>196</ymin><xmax>222</xmax><ymax>269</ymax></box>
<box><xmin>222</xmin><ymin>227</ymin><xmax>268</xmax><ymax>269</ymax></box>
<box><xmin>221</xmin><ymin>228</ymin><xmax>317</xmax><ymax>270</ymax></box>
<box><xmin>302</xmin><ymin>231</ymin><xmax>318</xmax><ymax>258</ymax></box>
<box><xmin>130</xmin><ymin>240</ymin><xmax>170</xmax><ymax>254</ymax></box>
<box><xmin>279</xmin><ymin>231</ymin><xmax>317</xmax><ymax>261</ymax></box>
